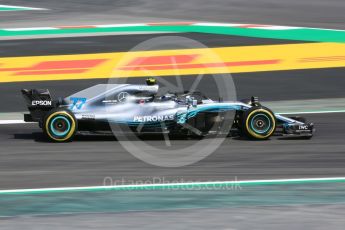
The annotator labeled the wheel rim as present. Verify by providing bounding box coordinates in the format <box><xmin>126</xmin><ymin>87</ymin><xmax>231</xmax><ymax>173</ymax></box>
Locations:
<box><xmin>50</xmin><ymin>116</ymin><xmax>71</xmax><ymax>137</ymax></box>
<box><xmin>245</xmin><ymin>108</ymin><xmax>276</xmax><ymax>139</ymax></box>
<box><xmin>250</xmin><ymin>113</ymin><xmax>271</xmax><ymax>134</ymax></box>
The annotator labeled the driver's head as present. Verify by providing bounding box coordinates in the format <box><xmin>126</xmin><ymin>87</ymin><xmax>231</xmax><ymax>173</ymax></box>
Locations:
<box><xmin>146</xmin><ymin>77</ymin><xmax>157</xmax><ymax>86</ymax></box>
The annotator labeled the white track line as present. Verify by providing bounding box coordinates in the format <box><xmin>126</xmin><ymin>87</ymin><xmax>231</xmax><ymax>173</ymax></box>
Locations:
<box><xmin>0</xmin><ymin>22</ymin><xmax>344</xmax><ymax>32</ymax></box>
<box><xmin>277</xmin><ymin>110</ymin><xmax>345</xmax><ymax>115</ymax></box>
<box><xmin>1</xmin><ymin>177</ymin><xmax>345</xmax><ymax>194</ymax></box>
<box><xmin>0</xmin><ymin>4</ymin><xmax>47</xmax><ymax>10</ymax></box>
<box><xmin>250</xmin><ymin>26</ymin><xmax>301</xmax><ymax>30</ymax></box>
<box><xmin>0</xmin><ymin>120</ymin><xmax>34</xmax><ymax>124</ymax></box>
<box><xmin>4</xmin><ymin>27</ymin><xmax>58</xmax><ymax>31</ymax></box>
<box><xmin>0</xmin><ymin>120</ymin><xmax>27</xmax><ymax>124</ymax></box>
<box><xmin>194</xmin><ymin>23</ymin><xmax>244</xmax><ymax>27</ymax></box>
<box><xmin>97</xmin><ymin>23</ymin><xmax>146</xmax><ymax>28</ymax></box>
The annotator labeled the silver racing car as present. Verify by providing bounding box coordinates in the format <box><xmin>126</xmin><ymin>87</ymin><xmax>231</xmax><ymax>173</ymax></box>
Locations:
<box><xmin>22</xmin><ymin>78</ymin><xmax>314</xmax><ymax>142</ymax></box>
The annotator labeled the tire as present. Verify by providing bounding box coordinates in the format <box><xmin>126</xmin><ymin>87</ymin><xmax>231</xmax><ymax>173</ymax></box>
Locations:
<box><xmin>242</xmin><ymin>106</ymin><xmax>276</xmax><ymax>140</ymax></box>
<box><xmin>43</xmin><ymin>109</ymin><xmax>78</xmax><ymax>142</ymax></box>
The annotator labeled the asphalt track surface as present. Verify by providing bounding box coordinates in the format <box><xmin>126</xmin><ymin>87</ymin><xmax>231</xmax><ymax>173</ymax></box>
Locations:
<box><xmin>0</xmin><ymin>33</ymin><xmax>309</xmax><ymax>57</ymax></box>
<box><xmin>0</xmin><ymin>32</ymin><xmax>344</xmax><ymax>190</ymax></box>
<box><xmin>0</xmin><ymin>112</ymin><xmax>345</xmax><ymax>190</ymax></box>
<box><xmin>1</xmin><ymin>0</ymin><xmax>345</xmax><ymax>227</ymax></box>
<box><xmin>2</xmin><ymin>205</ymin><xmax>345</xmax><ymax>230</ymax></box>
<box><xmin>0</xmin><ymin>0</ymin><xmax>345</xmax><ymax>29</ymax></box>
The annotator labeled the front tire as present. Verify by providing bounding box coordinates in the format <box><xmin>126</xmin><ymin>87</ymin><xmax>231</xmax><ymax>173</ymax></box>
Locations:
<box><xmin>242</xmin><ymin>106</ymin><xmax>276</xmax><ymax>140</ymax></box>
<box><xmin>43</xmin><ymin>109</ymin><xmax>77</xmax><ymax>142</ymax></box>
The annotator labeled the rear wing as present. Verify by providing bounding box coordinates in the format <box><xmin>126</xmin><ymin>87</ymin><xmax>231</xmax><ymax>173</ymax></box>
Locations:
<box><xmin>22</xmin><ymin>89</ymin><xmax>52</xmax><ymax>105</ymax></box>
<box><xmin>21</xmin><ymin>89</ymin><xmax>55</xmax><ymax>122</ymax></box>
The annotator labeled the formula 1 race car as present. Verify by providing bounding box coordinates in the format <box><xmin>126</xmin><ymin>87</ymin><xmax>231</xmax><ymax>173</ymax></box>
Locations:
<box><xmin>21</xmin><ymin>78</ymin><xmax>315</xmax><ymax>142</ymax></box>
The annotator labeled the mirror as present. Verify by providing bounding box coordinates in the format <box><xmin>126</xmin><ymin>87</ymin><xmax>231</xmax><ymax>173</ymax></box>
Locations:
<box><xmin>185</xmin><ymin>96</ymin><xmax>197</xmax><ymax>108</ymax></box>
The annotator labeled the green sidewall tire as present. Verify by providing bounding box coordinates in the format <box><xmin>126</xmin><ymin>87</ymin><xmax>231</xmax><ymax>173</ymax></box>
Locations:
<box><xmin>43</xmin><ymin>109</ymin><xmax>78</xmax><ymax>142</ymax></box>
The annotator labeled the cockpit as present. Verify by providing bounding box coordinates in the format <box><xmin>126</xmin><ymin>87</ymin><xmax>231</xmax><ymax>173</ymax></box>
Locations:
<box><xmin>66</xmin><ymin>77</ymin><xmax>212</xmax><ymax>107</ymax></box>
<box><xmin>140</xmin><ymin>77</ymin><xmax>212</xmax><ymax>105</ymax></box>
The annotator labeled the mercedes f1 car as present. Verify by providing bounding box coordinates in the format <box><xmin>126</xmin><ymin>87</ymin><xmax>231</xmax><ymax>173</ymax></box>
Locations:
<box><xmin>22</xmin><ymin>78</ymin><xmax>314</xmax><ymax>142</ymax></box>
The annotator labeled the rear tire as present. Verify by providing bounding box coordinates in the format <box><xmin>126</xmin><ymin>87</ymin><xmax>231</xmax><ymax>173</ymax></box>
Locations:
<box><xmin>242</xmin><ymin>106</ymin><xmax>276</xmax><ymax>140</ymax></box>
<box><xmin>43</xmin><ymin>109</ymin><xmax>77</xmax><ymax>142</ymax></box>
